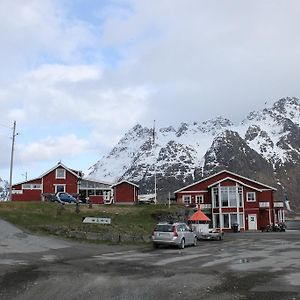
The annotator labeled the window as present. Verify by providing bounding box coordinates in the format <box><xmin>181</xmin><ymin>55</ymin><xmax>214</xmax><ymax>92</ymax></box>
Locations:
<box><xmin>231</xmin><ymin>214</ymin><xmax>238</xmax><ymax>226</ymax></box>
<box><xmin>56</xmin><ymin>168</ymin><xmax>66</xmax><ymax>179</ymax></box>
<box><xmin>22</xmin><ymin>184</ymin><xmax>31</xmax><ymax>189</ymax></box>
<box><xmin>221</xmin><ymin>187</ymin><xmax>229</xmax><ymax>207</ymax></box>
<box><xmin>183</xmin><ymin>195</ymin><xmax>191</xmax><ymax>205</ymax></box>
<box><xmin>212</xmin><ymin>187</ymin><xmax>219</xmax><ymax>207</ymax></box>
<box><xmin>195</xmin><ymin>195</ymin><xmax>204</xmax><ymax>204</ymax></box>
<box><xmin>22</xmin><ymin>184</ymin><xmax>41</xmax><ymax>190</ymax></box>
<box><xmin>228</xmin><ymin>187</ymin><xmax>237</xmax><ymax>207</ymax></box>
<box><xmin>238</xmin><ymin>187</ymin><xmax>243</xmax><ymax>206</ymax></box>
<box><xmin>213</xmin><ymin>214</ymin><xmax>220</xmax><ymax>228</ymax></box>
<box><xmin>239</xmin><ymin>214</ymin><xmax>244</xmax><ymax>228</ymax></box>
<box><xmin>220</xmin><ymin>186</ymin><xmax>240</xmax><ymax>207</ymax></box>
<box><xmin>55</xmin><ymin>185</ymin><xmax>65</xmax><ymax>193</ymax></box>
<box><xmin>247</xmin><ymin>192</ymin><xmax>256</xmax><ymax>202</ymax></box>
<box><xmin>222</xmin><ymin>214</ymin><xmax>230</xmax><ymax>228</ymax></box>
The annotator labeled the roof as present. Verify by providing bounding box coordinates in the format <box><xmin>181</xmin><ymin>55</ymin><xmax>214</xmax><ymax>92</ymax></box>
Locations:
<box><xmin>174</xmin><ymin>170</ymin><xmax>277</xmax><ymax>193</ymax></box>
<box><xmin>188</xmin><ymin>209</ymin><xmax>211</xmax><ymax>222</ymax></box>
<box><xmin>40</xmin><ymin>162</ymin><xmax>81</xmax><ymax>179</ymax></box>
<box><xmin>12</xmin><ymin>177</ymin><xmax>41</xmax><ymax>187</ymax></box>
<box><xmin>81</xmin><ymin>177</ymin><xmax>112</xmax><ymax>185</ymax></box>
<box><xmin>207</xmin><ymin>177</ymin><xmax>263</xmax><ymax>192</ymax></box>
<box><xmin>12</xmin><ymin>162</ymin><xmax>81</xmax><ymax>187</ymax></box>
<box><xmin>111</xmin><ymin>180</ymin><xmax>139</xmax><ymax>188</ymax></box>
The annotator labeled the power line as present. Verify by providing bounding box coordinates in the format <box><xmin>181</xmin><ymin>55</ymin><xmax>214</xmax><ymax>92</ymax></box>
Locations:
<box><xmin>0</xmin><ymin>123</ymin><xmax>11</xmax><ymax>129</ymax></box>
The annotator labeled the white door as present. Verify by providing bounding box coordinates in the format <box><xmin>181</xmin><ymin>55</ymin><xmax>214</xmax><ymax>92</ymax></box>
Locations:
<box><xmin>248</xmin><ymin>214</ymin><xmax>257</xmax><ymax>230</ymax></box>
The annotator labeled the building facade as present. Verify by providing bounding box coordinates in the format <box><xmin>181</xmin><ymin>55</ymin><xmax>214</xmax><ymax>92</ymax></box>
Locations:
<box><xmin>11</xmin><ymin>162</ymin><xmax>111</xmax><ymax>203</ymax></box>
<box><xmin>11</xmin><ymin>162</ymin><xmax>139</xmax><ymax>205</ymax></box>
<box><xmin>174</xmin><ymin>170</ymin><xmax>285</xmax><ymax>231</ymax></box>
<box><xmin>112</xmin><ymin>181</ymin><xmax>139</xmax><ymax>204</ymax></box>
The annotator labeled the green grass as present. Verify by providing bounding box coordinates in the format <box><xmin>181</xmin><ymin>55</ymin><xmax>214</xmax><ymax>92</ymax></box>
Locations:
<box><xmin>0</xmin><ymin>202</ymin><xmax>185</xmax><ymax>242</ymax></box>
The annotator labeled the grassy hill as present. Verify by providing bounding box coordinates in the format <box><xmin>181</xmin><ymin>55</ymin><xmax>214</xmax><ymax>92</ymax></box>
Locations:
<box><xmin>0</xmin><ymin>202</ymin><xmax>188</xmax><ymax>243</ymax></box>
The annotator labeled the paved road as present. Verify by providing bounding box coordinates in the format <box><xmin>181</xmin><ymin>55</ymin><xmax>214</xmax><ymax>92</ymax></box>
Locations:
<box><xmin>1</xmin><ymin>219</ymin><xmax>300</xmax><ymax>299</ymax></box>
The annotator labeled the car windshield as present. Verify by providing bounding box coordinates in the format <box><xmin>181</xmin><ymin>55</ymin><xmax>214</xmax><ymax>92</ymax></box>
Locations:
<box><xmin>154</xmin><ymin>224</ymin><xmax>173</xmax><ymax>232</ymax></box>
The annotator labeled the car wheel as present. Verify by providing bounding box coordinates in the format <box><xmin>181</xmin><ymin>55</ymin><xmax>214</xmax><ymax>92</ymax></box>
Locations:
<box><xmin>193</xmin><ymin>237</ymin><xmax>197</xmax><ymax>246</ymax></box>
<box><xmin>179</xmin><ymin>239</ymin><xmax>185</xmax><ymax>249</ymax></box>
<box><xmin>153</xmin><ymin>243</ymin><xmax>159</xmax><ymax>249</ymax></box>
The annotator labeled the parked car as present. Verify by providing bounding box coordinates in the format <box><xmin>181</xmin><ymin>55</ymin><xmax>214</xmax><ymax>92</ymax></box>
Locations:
<box><xmin>196</xmin><ymin>229</ymin><xmax>224</xmax><ymax>241</ymax></box>
<box><xmin>43</xmin><ymin>194</ymin><xmax>59</xmax><ymax>202</ymax></box>
<box><xmin>56</xmin><ymin>192</ymin><xmax>77</xmax><ymax>204</ymax></box>
<box><xmin>152</xmin><ymin>222</ymin><xmax>197</xmax><ymax>249</ymax></box>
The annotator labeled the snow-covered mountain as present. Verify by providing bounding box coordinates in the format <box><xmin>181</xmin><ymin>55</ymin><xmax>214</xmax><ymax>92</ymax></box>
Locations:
<box><xmin>0</xmin><ymin>178</ymin><xmax>9</xmax><ymax>201</ymax></box>
<box><xmin>88</xmin><ymin>97</ymin><xmax>300</xmax><ymax>208</ymax></box>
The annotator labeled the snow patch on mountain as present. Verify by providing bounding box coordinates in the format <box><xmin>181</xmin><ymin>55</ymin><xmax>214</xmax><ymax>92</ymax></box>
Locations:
<box><xmin>0</xmin><ymin>178</ymin><xmax>9</xmax><ymax>201</ymax></box>
<box><xmin>241</xmin><ymin>97</ymin><xmax>300</xmax><ymax>166</ymax></box>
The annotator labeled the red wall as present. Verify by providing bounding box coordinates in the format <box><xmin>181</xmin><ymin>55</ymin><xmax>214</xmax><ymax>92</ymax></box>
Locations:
<box><xmin>12</xmin><ymin>179</ymin><xmax>42</xmax><ymax>202</ymax></box>
<box><xmin>114</xmin><ymin>183</ymin><xmax>137</xmax><ymax>203</ymax></box>
<box><xmin>43</xmin><ymin>168</ymin><xmax>78</xmax><ymax>194</ymax></box>
<box><xmin>11</xmin><ymin>167</ymin><xmax>79</xmax><ymax>202</ymax></box>
<box><xmin>90</xmin><ymin>195</ymin><xmax>105</xmax><ymax>204</ymax></box>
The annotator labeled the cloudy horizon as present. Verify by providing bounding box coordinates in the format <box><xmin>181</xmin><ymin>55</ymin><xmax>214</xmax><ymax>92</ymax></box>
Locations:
<box><xmin>1</xmin><ymin>0</ymin><xmax>300</xmax><ymax>182</ymax></box>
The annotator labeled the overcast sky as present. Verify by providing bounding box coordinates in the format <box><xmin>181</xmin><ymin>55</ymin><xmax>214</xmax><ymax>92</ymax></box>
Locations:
<box><xmin>1</xmin><ymin>0</ymin><xmax>300</xmax><ymax>183</ymax></box>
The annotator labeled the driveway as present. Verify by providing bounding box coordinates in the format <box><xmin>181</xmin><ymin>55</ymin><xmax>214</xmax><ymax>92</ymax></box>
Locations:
<box><xmin>1</xmin><ymin>219</ymin><xmax>300</xmax><ymax>299</ymax></box>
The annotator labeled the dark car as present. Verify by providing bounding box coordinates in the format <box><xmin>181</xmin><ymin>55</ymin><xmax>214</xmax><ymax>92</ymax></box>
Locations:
<box><xmin>56</xmin><ymin>192</ymin><xmax>77</xmax><ymax>204</ymax></box>
<box><xmin>44</xmin><ymin>194</ymin><xmax>61</xmax><ymax>203</ymax></box>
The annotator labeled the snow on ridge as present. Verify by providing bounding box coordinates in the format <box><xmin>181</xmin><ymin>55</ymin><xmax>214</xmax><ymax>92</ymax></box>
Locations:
<box><xmin>237</xmin><ymin>97</ymin><xmax>300</xmax><ymax>165</ymax></box>
<box><xmin>88</xmin><ymin>97</ymin><xmax>300</xmax><ymax>182</ymax></box>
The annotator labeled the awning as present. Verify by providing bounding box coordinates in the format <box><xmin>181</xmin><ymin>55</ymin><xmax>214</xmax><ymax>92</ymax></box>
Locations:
<box><xmin>188</xmin><ymin>209</ymin><xmax>211</xmax><ymax>222</ymax></box>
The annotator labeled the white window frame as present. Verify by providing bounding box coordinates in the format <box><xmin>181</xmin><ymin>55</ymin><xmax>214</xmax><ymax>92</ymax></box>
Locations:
<box><xmin>246</xmin><ymin>192</ymin><xmax>256</xmax><ymax>202</ymax></box>
<box><xmin>183</xmin><ymin>195</ymin><xmax>191</xmax><ymax>205</ymax></box>
<box><xmin>22</xmin><ymin>183</ymin><xmax>42</xmax><ymax>190</ymax></box>
<box><xmin>220</xmin><ymin>186</ymin><xmax>239</xmax><ymax>208</ymax></box>
<box><xmin>213</xmin><ymin>213</ymin><xmax>245</xmax><ymax>229</ymax></box>
<box><xmin>56</xmin><ymin>168</ymin><xmax>66</xmax><ymax>179</ymax></box>
<box><xmin>195</xmin><ymin>195</ymin><xmax>204</xmax><ymax>204</ymax></box>
<box><xmin>54</xmin><ymin>184</ymin><xmax>66</xmax><ymax>193</ymax></box>
<box><xmin>212</xmin><ymin>187</ymin><xmax>219</xmax><ymax>208</ymax></box>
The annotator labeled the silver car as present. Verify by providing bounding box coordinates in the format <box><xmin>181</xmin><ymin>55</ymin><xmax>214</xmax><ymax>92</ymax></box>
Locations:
<box><xmin>152</xmin><ymin>222</ymin><xmax>197</xmax><ymax>249</ymax></box>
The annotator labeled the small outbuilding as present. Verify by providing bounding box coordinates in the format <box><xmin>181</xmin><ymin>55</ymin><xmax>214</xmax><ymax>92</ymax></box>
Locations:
<box><xmin>112</xmin><ymin>180</ymin><xmax>139</xmax><ymax>204</ymax></box>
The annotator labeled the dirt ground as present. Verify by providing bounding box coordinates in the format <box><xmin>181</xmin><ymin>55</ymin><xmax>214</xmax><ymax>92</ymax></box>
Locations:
<box><xmin>1</xmin><ymin>219</ymin><xmax>300</xmax><ymax>299</ymax></box>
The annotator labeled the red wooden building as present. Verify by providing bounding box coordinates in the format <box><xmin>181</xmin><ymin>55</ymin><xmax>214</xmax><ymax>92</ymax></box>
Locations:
<box><xmin>112</xmin><ymin>180</ymin><xmax>139</xmax><ymax>204</ymax></box>
<box><xmin>11</xmin><ymin>162</ymin><xmax>140</xmax><ymax>205</ymax></box>
<box><xmin>174</xmin><ymin>170</ymin><xmax>285</xmax><ymax>231</ymax></box>
<box><xmin>11</xmin><ymin>162</ymin><xmax>111</xmax><ymax>204</ymax></box>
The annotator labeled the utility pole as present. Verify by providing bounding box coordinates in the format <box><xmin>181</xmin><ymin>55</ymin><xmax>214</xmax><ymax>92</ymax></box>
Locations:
<box><xmin>9</xmin><ymin>121</ymin><xmax>17</xmax><ymax>201</ymax></box>
<box><xmin>153</xmin><ymin>120</ymin><xmax>157</xmax><ymax>204</ymax></box>
<box><xmin>22</xmin><ymin>172</ymin><xmax>28</xmax><ymax>181</ymax></box>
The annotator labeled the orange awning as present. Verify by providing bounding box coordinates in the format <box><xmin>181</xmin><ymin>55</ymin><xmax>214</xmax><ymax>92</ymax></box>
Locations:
<box><xmin>188</xmin><ymin>209</ymin><xmax>211</xmax><ymax>222</ymax></box>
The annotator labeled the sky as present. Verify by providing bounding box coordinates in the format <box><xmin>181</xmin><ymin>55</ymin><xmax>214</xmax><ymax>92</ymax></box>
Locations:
<box><xmin>1</xmin><ymin>0</ymin><xmax>300</xmax><ymax>183</ymax></box>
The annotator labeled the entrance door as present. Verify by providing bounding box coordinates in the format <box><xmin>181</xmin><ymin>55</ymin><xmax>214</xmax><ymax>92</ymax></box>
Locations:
<box><xmin>248</xmin><ymin>214</ymin><xmax>257</xmax><ymax>230</ymax></box>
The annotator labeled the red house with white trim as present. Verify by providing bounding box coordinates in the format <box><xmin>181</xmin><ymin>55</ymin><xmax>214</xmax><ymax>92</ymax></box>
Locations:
<box><xmin>174</xmin><ymin>170</ymin><xmax>285</xmax><ymax>231</ymax></box>
<box><xmin>112</xmin><ymin>180</ymin><xmax>139</xmax><ymax>204</ymax></box>
<box><xmin>11</xmin><ymin>162</ymin><xmax>112</xmax><ymax>204</ymax></box>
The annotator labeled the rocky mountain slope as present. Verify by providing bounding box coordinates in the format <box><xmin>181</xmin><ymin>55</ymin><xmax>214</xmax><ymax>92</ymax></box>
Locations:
<box><xmin>0</xmin><ymin>178</ymin><xmax>9</xmax><ymax>201</ymax></box>
<box><xmin>88</xmin><ymin>97</ymin><xmax>300</xmax><ymax>209</ymax></box>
